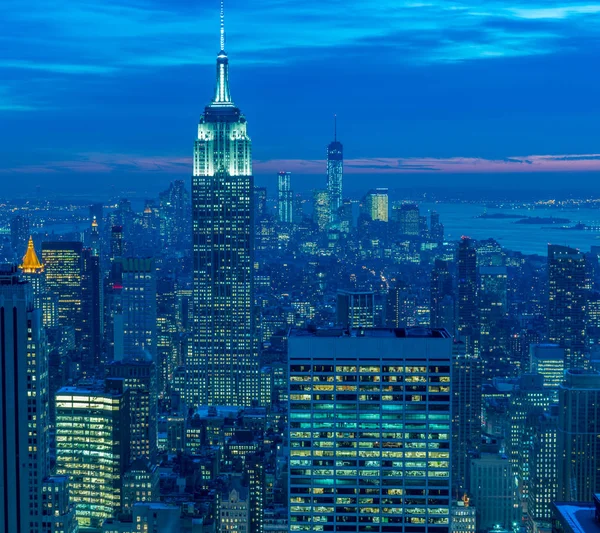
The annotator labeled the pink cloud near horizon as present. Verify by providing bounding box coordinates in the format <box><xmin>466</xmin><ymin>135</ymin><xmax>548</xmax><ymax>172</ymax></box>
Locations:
<box><xmin>3</xmin><ymin>152</ymin><xmax>600</xmax><ymax>176</ymax></box>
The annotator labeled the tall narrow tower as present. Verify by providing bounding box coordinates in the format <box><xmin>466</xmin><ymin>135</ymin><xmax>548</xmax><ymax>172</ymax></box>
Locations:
<box><xmin>327</xmin><ymin>115</ymin><xmax>343</xmax><ymax>218</ymax></box>
<box><xmin>190</xmin><ymin>2</ymin><xmax>257</xmax><ymax>407</ymax></box>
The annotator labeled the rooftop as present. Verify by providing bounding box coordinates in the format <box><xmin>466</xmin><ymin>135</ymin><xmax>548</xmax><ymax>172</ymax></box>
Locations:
<box><xmin>290</xmin><ymin>327</ymin><xmax>451</xmax><ymax>339</ymax></box>
<box><xmin>552</xmin><ymin>502</ymin><xmax>599</xmax><ymax>533</ymax></box>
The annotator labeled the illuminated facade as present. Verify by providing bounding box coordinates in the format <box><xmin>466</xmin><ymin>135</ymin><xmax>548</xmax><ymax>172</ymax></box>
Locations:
<box><xmin>548</xmin><ymin>245</ymin><xmax>587</xmax><ymax>369</ymax></box>
<box><xmin>457</xmin><ymin>237</ymin><xmax>478</xmax><ymax>339</ymax></box>
<box><xmin>106</xmin><ymin>360</ymin><xmax>157</xmax><ymax>462</ymax></box>
<box><xmin>55</xmin><ymin>380</ymin><xmax>130</xmax><ymax>530</ymax></box>
<box><xmin>41</xmin><ymin>242</ymin><xmax>83</xmax><ymax>338</ymax></box>
<box><xmin>0</xmin><ymin>266</ymin><xmax>49</xmax><ymax>533</ymax></box>
<box><xmin>313</xmin><ymin>189</ymin><xmax>330</xmax><ymax>232</ymax></box>
<box><xmin>41</xmin><ymin>476</ymin><xmax>79</xmax><ymax>533</ymax></box>
<box><xmin>362</xmin><ymin>189</ymin><xmax>389</xmax><ymax>222</ymax></box>
<box><xmin>529</xmin><ymin>344</ymin><xmax>565</xmax><ymax>402</ymax></box>
<box><xmin>336</xmin><ymin>290</ymin><xmax>376</xmax><ymax>328</ymax></box>
<box><xmin>326</xmin><ymin>118</ymin><xmax>343</xmax><ymax>217</ymax></box>
<box><xmin>221</xmin><ymin>488</ymin><xmax>249</xmax><ymax>533</ymax></box>
<box><xmin>278</xmin><ymin>171</ymin><xmax>293</xmax><ymax>224</ymax></box>
<box><xmin>288</xmin><ymin>328</ymin><xmax>453</xmax><ymax>533</ymax></box>
<box><xmin>191</xmin><ymin>3</ymin><xmax>257</xmax><ymax>407</ymax></box>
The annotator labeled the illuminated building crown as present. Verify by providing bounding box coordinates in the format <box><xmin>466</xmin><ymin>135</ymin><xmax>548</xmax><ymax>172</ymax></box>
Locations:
<box><xmin>20</xmin><ymin>236</ymin><xmax>44</xmax><ymax>273</ymax></box>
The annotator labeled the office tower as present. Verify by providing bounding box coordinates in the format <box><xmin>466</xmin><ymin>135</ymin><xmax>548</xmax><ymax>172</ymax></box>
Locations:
<box><xmin>470</xmin><ymin>454</ymin><xmax>519</xmax><ymax>531</ymax></box>
<box><xmin>336</xmin><ymin>290</ymin><xmax>375</xmax><ymax>328</ymax></box>
<box><xmin>430</xmin><ymin>260</ymin><xmax>454</xmax><ymax>330</ymax></box>
<box><xmin>430</xmin><ymin>210</ymin><xmax>444</xmax><ymax>243</ymax></box>
<box><xmin>385</xmin><ymin>281</ymin><xmax>417</xmax><ymax>328</ymax></box>
<box><xmin>327</xmin><ymin>116</ymin><xmax>343</xmax><ymax>216</ymax></box>
<box><xmin>19</xmin><ymin>235</ymin><xmax>45</xmax><ymax>309</ymax></box>
<box><xmin>122</xmin><ymin>459</ymin><xmax>159</xmax><ymax>513</ymax></box>
<box><xmin>452</xmin><ymin>348</ymin><xmax>482</xmax><ymax>494</ymax></box>
<box><xmin>507</xmin><ymin>374</ymin><xmax>551</xmax><ymax>504</ymax></box>
<box><xmin>392</xmin><ymin>203</ymin><xmax>420</xmax><ymax>236</ymax></box>
<box><xmin>159</xmin><ymin>180</ymin><xmax>190</xmax><ymax>249</ymax></box>
<box><xmin>558</xmin><ymin>369</ymin><xmax>600</xmax><ymax>502</ymax></box>
<box><xmin>530</xmin><ymin>344</ymin><xmax>565</xmax><ymax>401</ymax></box>
<box><xmin>55</xmin><ymin>379</ymin><xmax>130</xmax><ymax>530</ymax></box>
<box><xmin>312</xmin><ymin>189</ymin><xmax>330</xmax><ymax>231</ymax></box>
<box><xmin>457</xmin><ymin>237</ymin><xmax>478</xmax><ymax>339</ymax></box>
<box><xmin>81</xmin><ymin>248</ymin><xmax>103</xmax><ymax>372</ymax></box>
<box><xmin>277</xmin><ymin>171</ymin><xmax>293</xmax><ymax>224</ymax></box>
<box><xmin>527</xmin><ymin>409</ymin><xmax>558</xmax><ymax>532</ymax></box>
<box><xmin>478</xmin><ymin>266</ymin><xmax>507</xmax><ymax>359</ymax></box>
<box><xmin>110</xmin><ymin>225</ymin><xmax>124</xmax><ymax>260</ymax></box>
<box><xmin>120</xmin><ymin>258</ymin><xmax>157</xmax><ymax>360</ymax></box>
<box><xmin>548</xmin><ymin>245</ymin><xmax>587</xmax><ymax>369</ymax></box>
<box><xmin>90</xmin><ymin>216</ymin><xmax>100</xmax><ymax>256</ymax></box>
<box><xmin>362</xmin><ymin>188</ymin><xmax>389</xmax><ymax>222</ymax></box>
<box><xmin>288</xmin><ymin>327</ymin><xmax>453</xmax><ymax>533</ymax></box>
<box><xmin>107</xmin><ymin>359</ymin><xmax>157</xmax><ymax>462</ymax></box>
<box><xmin>10</xmin><ymin>214</ymin><xmax>29</xmax><ymax>254</ymax></box>
<box><xmin>0</xmin><ymin>266</ymin><xmax>49</xmax><ymax>533</ymax></box>
<box><xmin>42</xmin><ymin>241</ymin><xmax>84</xmax><ymax>338</ymax></box>
<box><xmin>41</xmin><ymin>476</ymin><xmax>78</xmax><ymax>533</ymax></box>
<box><xmin>89</xmin><ymin>202</ymin><xmax>103</xmax><ymax>229</ymax></box>
<box><xmin>338</xmin><ymin>198</ymin><xmax>353</xmax><ymax>233</ymax></box>
<box><xmin>191</xmin><ymin>4</ymin><xmax>257</xmax><ymax>407</ymax></box>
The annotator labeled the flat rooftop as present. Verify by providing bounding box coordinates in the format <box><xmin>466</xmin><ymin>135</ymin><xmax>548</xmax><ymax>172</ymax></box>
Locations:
<box><xmin>552</xmin><ymin>502</ymin><xmax>599</xmax><ymax>533</ymax></box>
<box><xmin>290</xmin><ymin>327</ymin><xmax>451</xmax><ymax>339</ymax></box>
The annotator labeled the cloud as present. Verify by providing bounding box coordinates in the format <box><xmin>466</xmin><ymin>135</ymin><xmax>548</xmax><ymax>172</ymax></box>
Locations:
<box><xmin>4</xmin><ymin>151</ymin><xmax>600</xmax><ymax>175</ymax></box>
<box><xmin>1</xmin><ymin>0</ymin><xmax>600</xmax><ymax>77</ymax></box>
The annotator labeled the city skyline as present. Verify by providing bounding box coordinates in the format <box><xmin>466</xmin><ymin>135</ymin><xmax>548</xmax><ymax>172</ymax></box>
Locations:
<box><xmin>1</xmin><ymin>1</ymin><xmax>600</xmax><ymax>193</ymax></box>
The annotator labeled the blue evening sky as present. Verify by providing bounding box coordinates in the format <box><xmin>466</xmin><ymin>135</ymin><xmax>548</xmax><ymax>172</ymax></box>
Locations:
<box><xmin>1</xmin><ymin>0</ymin><xmax>600</xmax><ymax>195</ymax></box>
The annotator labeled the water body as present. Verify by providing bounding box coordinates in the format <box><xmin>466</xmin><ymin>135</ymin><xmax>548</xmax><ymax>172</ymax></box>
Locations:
<box><xmin>420</xmin><ymin>202</ymin><xmax>600</xmax><ymax>256</ymax></box>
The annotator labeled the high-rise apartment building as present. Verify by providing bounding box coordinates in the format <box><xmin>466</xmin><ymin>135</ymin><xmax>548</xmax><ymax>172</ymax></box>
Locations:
<box><xmin>0</xmin><ymin>266</ymin><xmax>49</xmax><ymax>533</ymax></box>
<box><xmin>326</xmin><ymin>117</ymin><xmax>343</xmax><ymax>217</ymax></box>
<box><xmin>548</xmin><ymin>245</ymin><xmax>587</xmax><ymax>368</ymax></box>
<box><xmin>55</xmin><ymin>379</ymin><xmax>130</xmax><ymax>530</ymax></box>
<box><xmin>277</xmin><ymin>171</ymin><xmax>293</xmax><ymax>224</ymax></box>
<box><xmin>457</xmin><ymin>237</ymin><xmax>478</xmax><ymax>339</ymax></box>
<box><xmin>558</xmin><ymin>369</ymin><xmax>600</xmax><ymax>502</ymax></box>
<box><xmin>336</xmin><ymin>290</ymin><xmax>375</xmax><ymax>328</ymax></box>
<box><xmin>191</xmin><ymin>5</ymin><xmax>257</xmax><ymax>407</ymax></box>
<box><xmin>81</xmin><ymin>248</ymin><xmax>103</xmax><ymax>372</ymax></box>
<box><xmin>288</xmin><ymin>327</ymin><xmax>453</xmax><ymax>533</ymax></box>
<box><xmin>120</xmin><ymin>258</ymin><xmax>156</xmax><ymax>360</ymax></box>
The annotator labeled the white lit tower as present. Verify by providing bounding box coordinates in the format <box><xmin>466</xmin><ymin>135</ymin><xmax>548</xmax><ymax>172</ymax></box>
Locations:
<box><xmin>326</xmin><ymin>115</ymin><xmax>343</xmax><ymax>219</ymax></box>
<box><xmin>190</xmin><ymin>1</ymin><xmax>257</xmax><ymax>407</ymax></box>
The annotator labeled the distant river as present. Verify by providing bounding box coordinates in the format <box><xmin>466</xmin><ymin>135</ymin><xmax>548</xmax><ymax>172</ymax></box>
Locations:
<box><xmin>420</xmin><ymin>203</ymin><xmax>600</xmax><ymax>256</ymax></box>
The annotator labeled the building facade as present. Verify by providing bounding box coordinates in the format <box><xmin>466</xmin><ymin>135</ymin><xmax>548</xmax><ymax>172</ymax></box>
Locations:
<box><xmin>277</xmin><ymin>171</ymin><xmax>293</xmax><ymax>224</ymax></box>
<box><xmin>191</xmin><ymin>7</ymin><xmax>257</xmax><ymax>407</ymax></box>
<box><xmin>288</xmin><ymin>327</ymin><xmax>453</xmax><ymax>533</ymax></box>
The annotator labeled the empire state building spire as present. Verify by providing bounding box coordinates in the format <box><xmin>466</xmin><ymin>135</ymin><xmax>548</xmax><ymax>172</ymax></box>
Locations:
<box><xmin>213</xmin><ymin>0</ymin><xmax>233</xmax><ymax>106</ymax></box>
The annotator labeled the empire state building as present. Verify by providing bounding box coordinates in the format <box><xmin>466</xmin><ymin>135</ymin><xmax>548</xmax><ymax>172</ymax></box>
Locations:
<box><xmin>190</xmin><ymin>3</ymin><xmax>257</xmax><ymax>407</ymax></box>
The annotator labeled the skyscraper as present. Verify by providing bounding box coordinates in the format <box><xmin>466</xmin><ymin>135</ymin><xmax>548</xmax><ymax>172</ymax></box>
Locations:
<box><xmin>312</xmin><ymin>189</ymin><xmax>330</xmax><ymax>231</ymax></box>
<box><xmin>10</xmin><ymin>214</ymin><xmax>29</xmax><ymax>255</ymax></box>
<box><xmin>457</xmin><ymin>237</ymin><xmax>478</xmax><ymax>339</ymax></box>
<box><xmin>362</xmin><ymin>188</ymin><xmax>389</xmax><ymax>222</ymax></box>
<box><xmin>19</xmin><ymin>235</ymin><xmax>45</xmax><ymax>310</ymax></box>
<box><xmin>430</xmin><ymin>260</ymin><xmax>454</xmax><ymax>330</ymax></box>
<box><xmin>55</xmin><ymin>379</ymin><xmax>130</xmax><ymax>530</ymax></box>
<box><xmin>81</xmin><ymin>248</ymin><xmax>103</xmax><ymax>372</ymax></box>
<box><xmin>191</xmin><ymin>4</ymin><xmax>257</xmax><ymax>407</ymax></box>
<box><xmin>277</xmin><ymin>171</ymin><xmax>293</xmax><ymax>224</ymax></box>
<box><xmin>288</xmin><ymin>327</ymin><xmax>453</xmax><ymax>533</ymax></box>
<box><xmin>42</xmin><ymin>241</ymin><xmax>83</xmax><ymax>338</ymax></box>
<box><xmin>120</xmin><ymin>257</ymin><xmax>156</xmax><ymax>360</ymax></box>
<box><xmin>336</xmin><ymin>290</ymin><xmax>376</xmax><ymax>328</ymax></box>
<box><xmin>0</xmin><ymin>265</ymin><xmax>49</xmax><ymax>533</ymax></box>
<box><xmin>548</xmin><ymin>244</ymin><xmax>587</xmax><ymax>369</ymax></box>
<box><xmin>326</xmin><ymin>116</ymin><xmax>343</xmax><ymax>217</ymax></box>
<box><xmin>558</xmin><ymin>369</ymin><xmax>600</xmax><ymax>502</ymax></box>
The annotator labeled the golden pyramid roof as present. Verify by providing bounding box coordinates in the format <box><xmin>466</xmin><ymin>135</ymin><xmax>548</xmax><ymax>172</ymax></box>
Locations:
<box><xmin>20</xmin><ymin>236</ymin><xmax>43</xmax><ymax>273</ymax></box>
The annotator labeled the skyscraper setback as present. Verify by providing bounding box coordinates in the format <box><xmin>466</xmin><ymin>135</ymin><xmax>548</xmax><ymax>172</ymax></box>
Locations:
<box><xmin>190</xmin><ymin>4</ymin><xmax>257</xmax><ymax>407</ymax></box>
